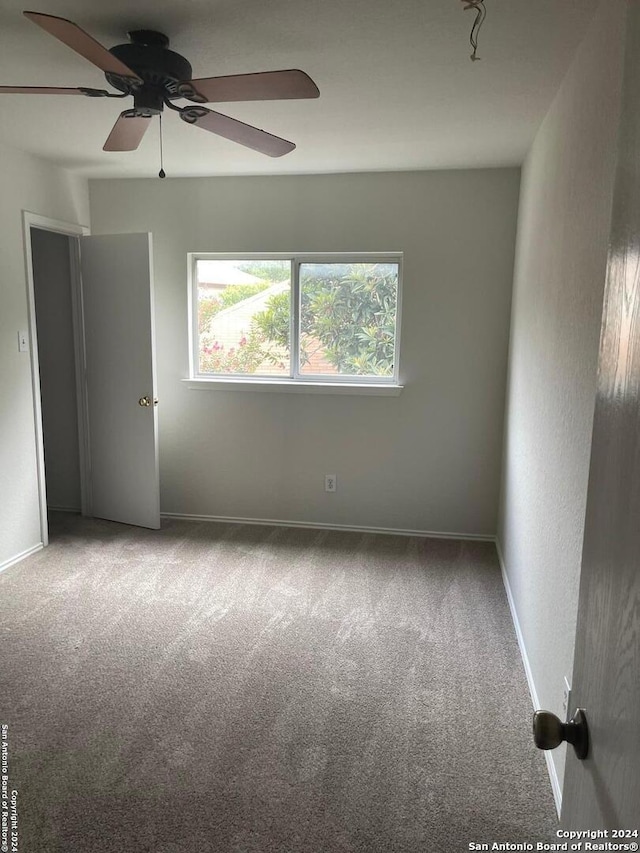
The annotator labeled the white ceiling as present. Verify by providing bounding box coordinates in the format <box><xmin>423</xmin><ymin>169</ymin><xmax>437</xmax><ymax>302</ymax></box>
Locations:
<box><xmin>0</xmin><ymin>0</ymin><xmax>598</xmax><ymax>179</ymax></box>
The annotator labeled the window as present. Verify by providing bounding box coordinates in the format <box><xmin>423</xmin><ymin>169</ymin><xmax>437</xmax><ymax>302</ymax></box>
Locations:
<box><xmin>189</xmin><ymin>254</ymin><xmax>402</xmax><ymax>386</ymax></box>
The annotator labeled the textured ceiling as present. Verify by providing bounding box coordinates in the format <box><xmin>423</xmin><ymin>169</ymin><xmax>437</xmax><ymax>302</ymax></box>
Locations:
<box><xmin>0</xmin><ymin>0</ymin><xmax>599</xmax><ymax>178</ymax></box>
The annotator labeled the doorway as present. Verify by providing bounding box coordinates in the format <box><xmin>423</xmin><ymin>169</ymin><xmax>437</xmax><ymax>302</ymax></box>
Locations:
<box><xmin>25</xmin><ymin>215</ymin><xmax>161</xmax><ymax>542</ymax></box>
<box><xmin>23</xmin><ymin>212</ymin><xmax>89</xmax><ymax>547</ymax></box>
<box><xmin>32</xmin><ymin>228</ymin><xmax>82</xmax><ymax>515</ymax></box>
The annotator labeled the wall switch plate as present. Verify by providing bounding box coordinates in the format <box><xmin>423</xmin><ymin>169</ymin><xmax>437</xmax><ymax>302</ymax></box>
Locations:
<box><xmin>325</xmin><ymin>474</ymin><xmax>337</xmax><ymax>492</ymax></box>
<box><xmin>563</xmin><ymin>676</ymin><xmax>572</xmax><ymax>721</ymax></box>
<box><xmin>18</xmin><ymin>331</ymin><xmax>29</xmax><ymax>353</ymax></box>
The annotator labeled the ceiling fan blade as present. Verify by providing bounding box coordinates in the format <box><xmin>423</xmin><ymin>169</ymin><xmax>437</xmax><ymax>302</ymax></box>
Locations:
<box><xmin>182</xmin><ymin>69</ymin><xmax>319</xmax><ymax>104</ymax></box>
<box><xmin>0</xmin><ymin>85</ymin><xmax>86</xmax><ymax>94</ymax></box>
<box><xmin>180</xmin><ymin>107</ymin><xmax>295</xmax><ymax>157</ymax></box>
<box><xmin>103</xmin><ymin>112</ymin><xmax>151</xmax><ymax>151</ymax></box>
<box><xmin>23</xmin><ymin>11</ymin><xmax>141</xmax><ymax>82</ymax></box>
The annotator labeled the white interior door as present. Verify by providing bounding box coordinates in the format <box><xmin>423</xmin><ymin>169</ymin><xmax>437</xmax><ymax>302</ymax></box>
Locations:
<box><xmin>80</xmin><ymin>232</ymin><xmax>160</xmax><ymax>529</ymax></box>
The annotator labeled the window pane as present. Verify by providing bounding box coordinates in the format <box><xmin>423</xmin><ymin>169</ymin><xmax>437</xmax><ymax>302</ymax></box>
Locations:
<box><xmin>197</xmin><ymin>259</ymin><xmax>290</xmax><ymax>376</ymax></box>
<box><xmin>299</xmin><ymin>262</ymin><xmax>399</xmax><ymax>377</ymax></box>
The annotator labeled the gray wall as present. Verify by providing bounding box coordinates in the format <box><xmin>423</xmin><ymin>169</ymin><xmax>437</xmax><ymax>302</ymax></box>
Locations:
<box><xmin>0</xmin><ymin>141</ymin><xmax>89</xmax><ymax>570</ymax></box>
<box><xmin>31</xmin><ymin>228</ymin><xmax>81</xmax><ymax>512</ymax></box>
<box><xmin>89</xmin><ymin>169</ymin><xmax>520</xmax><ymax>535</ymax></box>
<box><xmin>497</xmin><ymin>0</ymin><xmax>626</xmax><ymax>800</ymax></box>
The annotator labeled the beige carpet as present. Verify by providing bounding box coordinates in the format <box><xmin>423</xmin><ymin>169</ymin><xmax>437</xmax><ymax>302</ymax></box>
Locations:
<box><xmin>0</xmin><ymin>513</ymin><xmax>557</xmax><ymax>852</ymax></box>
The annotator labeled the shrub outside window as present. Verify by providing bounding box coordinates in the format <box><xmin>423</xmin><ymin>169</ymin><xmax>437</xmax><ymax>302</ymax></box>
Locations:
<box><xmin>190</xmin><ymin>254</ymin><xmax>402</xmax><ymax>384</ymax></box>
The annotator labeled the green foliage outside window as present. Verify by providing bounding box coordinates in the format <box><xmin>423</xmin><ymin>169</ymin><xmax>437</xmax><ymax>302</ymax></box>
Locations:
<box><xmin>300</xmin><ymin>263</ymin><xmax>397</xmax><ymax>375</ymax></box>
<box><xmin>199</xmin><ymin>263</ymin><xmax>398</xmax><ymax>377</ymax></box>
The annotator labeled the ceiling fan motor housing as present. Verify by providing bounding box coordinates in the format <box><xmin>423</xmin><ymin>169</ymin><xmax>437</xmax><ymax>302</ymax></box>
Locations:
<box><xmin>4</xmin><ymin>13</ymin><xmax>318</xmax><ymax>156</ymax></box>
<box><xmin>106</xmin><ymin>30</ymin><xmax>193</xmax><ymax>115</ymax></box>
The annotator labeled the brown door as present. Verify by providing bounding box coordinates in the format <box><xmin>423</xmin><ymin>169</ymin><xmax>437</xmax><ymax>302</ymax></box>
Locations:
<box><xmin>561</xmin><ymin>1</ymin><xmax>640</xmax><ymax>829</ymax></box>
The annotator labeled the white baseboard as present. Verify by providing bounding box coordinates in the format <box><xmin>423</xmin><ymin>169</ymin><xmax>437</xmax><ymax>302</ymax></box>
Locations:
<box><xmin>0</xmin><ymin>542</ymin><xmax>43</xmax><ymax>576</ymax></box>
<box><xmin>160</xmin><ymin>512</ymin><xmax>495</xmax><ymax>542</ymax></box>
<box><xmin>495</xmin><ymin>537</ymin><xmax>562</xmax><ymax>817</ymax></box>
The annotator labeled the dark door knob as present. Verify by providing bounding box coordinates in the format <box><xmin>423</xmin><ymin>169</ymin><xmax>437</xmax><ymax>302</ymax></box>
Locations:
<box><xmin>533</xmin><ymin>709</ymin><xmax>589</xmax><ymax>760</ymax></box>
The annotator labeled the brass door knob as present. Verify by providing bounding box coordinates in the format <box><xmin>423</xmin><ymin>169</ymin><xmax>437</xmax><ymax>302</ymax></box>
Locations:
<box><xmin>138</xmin><ymin>396</ymin><xmax>151</xmax><ymax>407</ymax></box>
<box><xmin>533</xmin><ymin>709</ymin><xmax>589</xmax><ymax>760</ymax></box>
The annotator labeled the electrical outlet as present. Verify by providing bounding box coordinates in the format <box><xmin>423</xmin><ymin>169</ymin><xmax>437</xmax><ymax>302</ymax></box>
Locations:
<box><xmin>563</xmin><ymin>676</ymin><xmax>572</xmax><ymax>721</ymax></box>
<box><xmin>325</xmin><ymin>474</ymin><xmax>336</xmax><ymax>493</ymax></box>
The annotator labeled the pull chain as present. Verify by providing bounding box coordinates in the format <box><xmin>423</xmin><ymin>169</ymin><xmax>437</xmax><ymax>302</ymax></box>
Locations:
<box><xmin>158</xmin><ymin>113</ymin><xmax>166</xmax><ymax>179</ymax></box>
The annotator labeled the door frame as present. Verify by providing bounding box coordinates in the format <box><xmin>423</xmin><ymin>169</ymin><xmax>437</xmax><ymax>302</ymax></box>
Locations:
<box><xmin>23</xmin><ymin>211</ymin><xmax>90</xmax><ymax>547</ymax></box>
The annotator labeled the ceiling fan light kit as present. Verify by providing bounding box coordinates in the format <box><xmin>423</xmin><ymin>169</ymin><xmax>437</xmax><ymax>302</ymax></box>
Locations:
<box><xmin>0</xmin><ymin>11</ymin><xmax>320</xmax><ymax>167</ymax></box>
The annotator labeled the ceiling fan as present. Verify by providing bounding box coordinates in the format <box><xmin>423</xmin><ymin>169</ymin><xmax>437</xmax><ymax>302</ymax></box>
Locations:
<box><xmin>0</xmin><ymin>11</ymin><xmax>320</xmax><ymax>158</ymax></box>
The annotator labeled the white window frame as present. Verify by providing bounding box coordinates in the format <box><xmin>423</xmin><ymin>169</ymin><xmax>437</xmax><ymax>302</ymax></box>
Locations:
<box><xmin>186</xmin><ymin>252</ymin><xmax>403</xmax><ymax>394</ymax></box>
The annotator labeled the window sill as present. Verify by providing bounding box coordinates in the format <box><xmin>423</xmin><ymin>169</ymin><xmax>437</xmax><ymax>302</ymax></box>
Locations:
<box><xmin>183</xmin><ymin>378</ymin><xmax>403</xmax><ymax>396</ymax></box>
